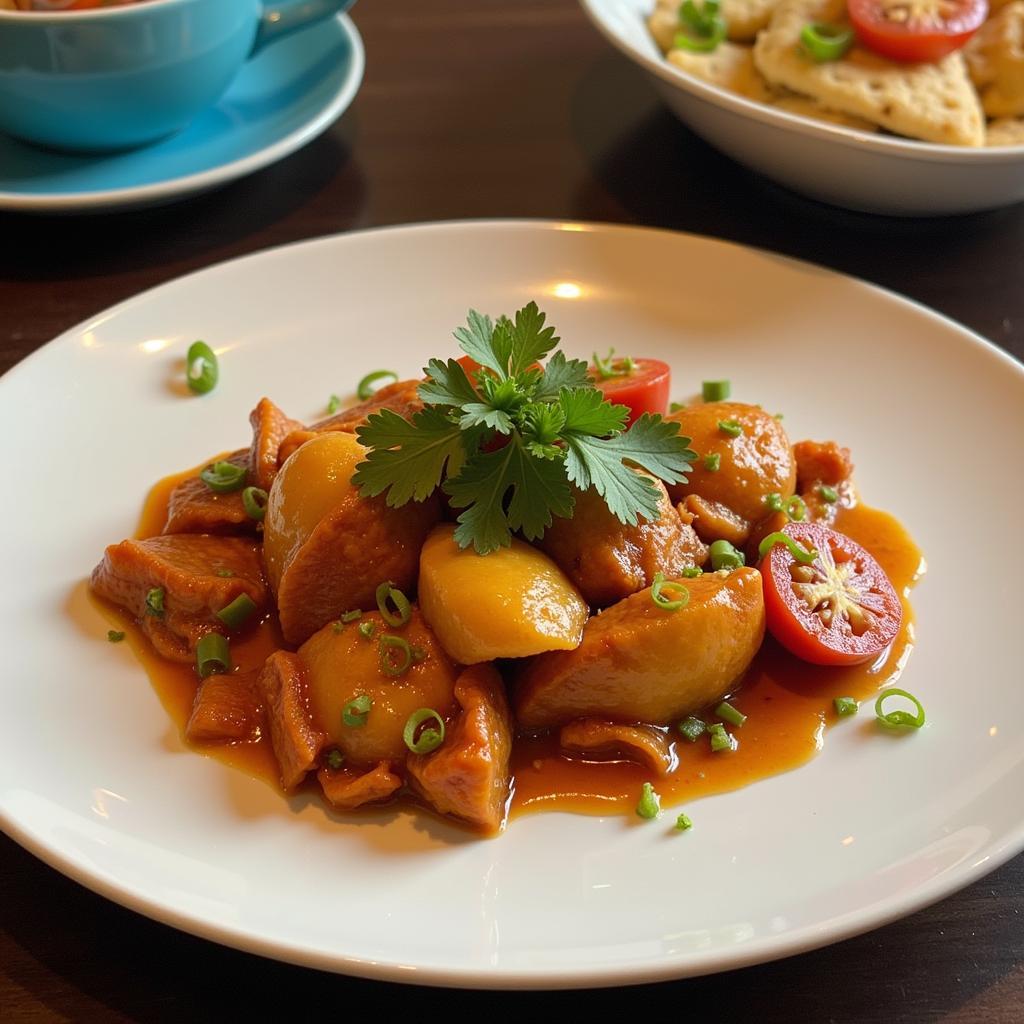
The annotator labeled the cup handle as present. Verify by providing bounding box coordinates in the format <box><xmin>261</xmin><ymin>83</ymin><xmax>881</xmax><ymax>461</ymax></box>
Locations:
<box><xmin>253</xmin><ymin>0</ymin><xmax>358</xmax><ymax>55</ymax></box>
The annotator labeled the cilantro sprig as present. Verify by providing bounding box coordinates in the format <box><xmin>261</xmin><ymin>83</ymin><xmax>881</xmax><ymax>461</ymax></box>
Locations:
<box><xmin>353</xmin><ymin>302</ymin><xmax>696</xmax><ymax>554</ymax></box>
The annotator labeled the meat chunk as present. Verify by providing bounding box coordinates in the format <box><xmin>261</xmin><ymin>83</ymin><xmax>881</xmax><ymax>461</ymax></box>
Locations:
<box><xmin>682</xmin><ymin>494</ymin><xmax>751</xmax><ymax>546</ymax></box>
<box><xmin>407</xmin><ymin>664</ymin><xmax>513</xmax><ymax>834</ymax></box>
<box><xmin>164</xmin><ymin>451</ymin><xmax>253</xmax><ymax>535</ymax></box>
<box><xmin>793</xmin><ymin>439</ymin><xmax>854</xmax><ymax>491</ymax></box>
<box><xmin>538</xmin><ymin>475</ymin><xmax>706</xmax><ymax>608</ymax></box>
<box><xmin>90</xmin><ymin>535</ymin><xmax>267</xmax><ymax>662</ymax></box>
<box><xmin>257</xmin><ymin>651</ymin><xmax>325</xmax><ymax>789</ymax></box>
<box><xmin>186</xmin><ymin>672</ymin><xmax>263</xmax><ymax>744</ymax></box>
<box><xmin>666</xmin><ymin>402</ymin><xmax>796</xmax><ymax>522</ymax></box>
<box><xmin>318</xmin><ymin>761</ymin><xmax>402</xmax><ymax>809</ymax></box>
<box><xmin>516</xmin><ymin>567</ymin><xmax>765</xmax><ymax>729</ymax></box>
<box><xmin>559</xmin><ymin>719</ymin><xmax>673</xmax><ymax>775</ymax></box>
<box><xmin>249</xmin><ymin>398</ymin><xmax>303</xmax><ymax>490</ymax></box>
<box><xmin>277</xmin><ymin>379</ymin><xmax>424</xmax><ymax>464</ymax></box>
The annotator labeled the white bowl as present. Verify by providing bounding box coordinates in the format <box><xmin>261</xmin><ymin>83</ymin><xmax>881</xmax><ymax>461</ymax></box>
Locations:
<box><xmin>580</xmin><ymin>0</ymin><xmax>1024</xmax><ymax>215</ymax></box>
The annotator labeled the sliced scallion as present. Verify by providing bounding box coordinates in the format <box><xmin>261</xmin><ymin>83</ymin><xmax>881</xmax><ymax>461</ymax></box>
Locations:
<box><xmin>379</xmin><ymin>634</ymin><xmax>413</xmax><ymax>677</ymax></box>
<box><xmin>651</xmin><ymin>571</ymin><xmax>690</xmax><ymax>611</ymax></box>
<box><xmin>107</xmin><ymin>630</ymin><xmax>126</xmax><ymax>643</ymax></box>
<box><xmin>327</xmin><ymin>394</ymin><xmax>342</xmax><ymax>415</ymax></box>
<box><xmin>376</xmin><ymin>581</ymin><xmax>412</xmax><ymax>627</ymax></box>
<box><xmin>358</xmin><ymin>621</ymin><xmax>376</xmax><ymax>641</ymax></box>
<box><xmin>341</xmin><ymin>609</ymin><xmax>363</xmax><ymax>623</ymax></box>
<box><xmin>875</xmin><ymin>688</ymin><xmax>926</xmax><ymax>731</ymax></box>
<box><xmin>196</xmin><ymin>632</ymin><xmax>230</xmax><ymax>679</ymax></box>
<box><xmin>717</xmin><ymin>419</ymin><xmax>743</xmax><ymax>438</ymax></box>
<box><xmin>682</xmin><ymin>566</ymin><xmax>703</xmax><ymax>578</ymax></box>
<box><xmin>834</xmin><ymin>696</ymin><xmax>859</xmax><ymax>717</ymax></box>
<box><xmin>703</xmin><ymin>453</ymin><xmax>721</xmax><ymax>472</ymax></box>
<box><xmin>764</xmin><ymin>492</ymin><xmax>785</xmax><ymax>513</ymax></box>
<box><xmin>701</xmin><ymin>379</ymin><xmax>731</xmax><ymax>402</ymax></box>
<box><xmin>675</xmin><ymin>812</ymin><xmax>693</xmax><ymax>831</ymax></box>
<box><xmin>185</xmin><ymin>341</ymin><xmax>218</xmax><ymax>395</ymax></box>
<box><xmin>800</xmin><ymin>22</ymin><xmax>854</xmax><ymax>62</ymax></box>
<box><xmin>242</xmin><ymin>486</ymin><xmax>268</xmax><ymax>521</ymax></box>
<box><xmin>678</xmin><ymin>716</ymin><xmax>706</xmax><ymax>742</ymax></box>
<box><xmin>145</xmin><ymin>587</ymin><xmax>165</xmax><ymax>618</ymax></box>
<box><xmin>670</xmin><ymin>401</ymin><xmax>687</xmax><ymax>413</ymax></box>
<box><xmin>708</xmin><ymin>722</ymin><xmax>735</xmax><ymax>752</ymax></box>
<box><xmin>403</xmin><ymin>708</ymin><xmax>446</xmax><ymax>754</ymax></box>
<box><xmin>356</xmin><ymin>370</ymin><xmax>398</xmax><ymax>401</ymax></box>
<box><xmin>636</xmin><ymin>781</ymin><xmax>661</xmax><ymax>819</ymax></box>
<box><xmin>199</xmin><ymin>460</ymin><xmax>247</xmax><ymax>493</ymax></box>
<box><xmin>818</xmin><ymin>484</ymin><xmax>839</xmax><ymax>503</ymax></box>
<box><xmin>325</xmin><ymin>748</ymin><xmax>344</xmax><ymax>770</ymax></box>
<box><xmin>786</xmin><ymin>495</ymin><xmax>808</xmax><ymax>522</ymax></box>
<box><xmin>709</xmin><ymin>539</ymin><xmax>745</xmax><ymax>571</ymax></box>
<box><xmin>216</xmin><ymin>593</ymin><xmax>257</xmax><ymax>630</ymax></box>
<box><xmin>716</xmin><ymin>700</ymin><xmax>746</xmax><ymax>727</ymax></box>
<box><xmin>758</xmin><ymin>531</ymin><xmax>818</xmax><ymax>564</ymax></box>
<box><xmin>343</xmin><ymin>695</ymin><xmax>372</xmax><ymax>727</ymax></box>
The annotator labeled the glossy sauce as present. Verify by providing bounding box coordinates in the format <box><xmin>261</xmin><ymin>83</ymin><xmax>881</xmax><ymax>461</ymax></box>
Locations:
<box><xmin>96</xmin><ymin>465</ymin><xmax>924</xmax><ymax>821</ymax></box>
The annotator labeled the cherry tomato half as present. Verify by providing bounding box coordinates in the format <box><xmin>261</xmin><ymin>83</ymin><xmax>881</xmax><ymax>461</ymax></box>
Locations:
<box><xmin>848</xmin><ymin>0</ymin><xmax>987</xmax><ymax>63</ymax></box>
<box><xmin>760</xmin><ymin>522</ymin><xmax>902</xmax><ymax>666</ymax></box>
<box><xmin>589</xmin><ymin>357</ymin><xmax>671</xmax><ymax>424</ymax></box>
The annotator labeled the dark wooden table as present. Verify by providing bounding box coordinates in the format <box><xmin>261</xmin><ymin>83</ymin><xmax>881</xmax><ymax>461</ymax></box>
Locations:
<box><xmin>2</xmin><ymin>1</ymin><xmax>1022</xmax><ymax>1019</ymax></box>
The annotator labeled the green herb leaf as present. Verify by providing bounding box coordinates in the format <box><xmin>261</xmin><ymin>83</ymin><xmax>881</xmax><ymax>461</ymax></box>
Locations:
<box><xmin>453</xmin><ymin>309</ymin><xmax>503</xmax><ymax>378</ymax></box>
<box><xmin>559</xmin><ymin>387</ymin><xmax>629</xmax><ymax>437</ymax></box>
<box><xmin>445</xmin><ymin>437</ymin><xmax>574</xmax><ymax>553</ymax></box>
<box><xmin>354</xmin><ymin>407</ymin><xmax>471</xmax><ymax>505</ymax></box>
<box><xmin>533</xmin><ymin>350</ymin><xmax>591</xmax><ymax>401</ymax></box>
<box><xmin>419</xmin><ymin>358</ymin><xmax>481</xmax><ymax>408</ymax></box>
<box><xmin>500</xmin><ymin>301</ymin><xmax>561</xmax><ymax>376</ymax></box>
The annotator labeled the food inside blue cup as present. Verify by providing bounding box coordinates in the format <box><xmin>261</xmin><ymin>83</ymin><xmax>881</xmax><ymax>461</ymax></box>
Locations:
<box><xmin>0</xmin><ymin>0</ymin><xmax>356</xmax><ymax>152</ymax></box>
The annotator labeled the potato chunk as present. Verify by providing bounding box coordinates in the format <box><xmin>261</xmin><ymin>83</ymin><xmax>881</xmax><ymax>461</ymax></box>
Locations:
<box><xmin>301</xmin><ymin>609</ymin><xmax>459</xmax><ymax>768</ymax></box>
<box><xmin>666</xmin><ymin>402</ymin><xmax>796</xmax><ymax>523</ymax></box>
<box><xmin>515</xmin><ymin>568</ymin><xmax>765</xmax><ymax>729</ymax></box>
<box><xmin>264</xmin><ymin>433</ymin><xmax>439</xmax><ymax>645</ymax></box>
<box><xmin>418</xmin><ymin>525</ymin><xmax>588</xmax><ymax>664</ymax></box>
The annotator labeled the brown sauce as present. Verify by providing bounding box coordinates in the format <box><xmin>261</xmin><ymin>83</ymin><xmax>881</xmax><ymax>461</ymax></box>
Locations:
<box><xmin>94</xmin><ymin>464</ymin><xmax>924</xmax><ymax>822</ymax></box>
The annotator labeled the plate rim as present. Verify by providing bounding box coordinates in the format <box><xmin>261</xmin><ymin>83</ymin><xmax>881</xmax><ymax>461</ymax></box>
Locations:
<box><xmin>0</xmin><ymin>13</ymin><xmax>364</xmax><ymax>215</ymax></box>
<box><xmin>2</xmin><ymin>218</ymin><xmax>1024</xmax><ymax>989</ymax></box>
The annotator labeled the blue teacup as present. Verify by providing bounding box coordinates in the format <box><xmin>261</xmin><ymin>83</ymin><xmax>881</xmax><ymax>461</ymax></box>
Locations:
<box><xmin>0</xmin><ymin>0</ymin><xmax>357</xmax><ymax>152</ymax></box>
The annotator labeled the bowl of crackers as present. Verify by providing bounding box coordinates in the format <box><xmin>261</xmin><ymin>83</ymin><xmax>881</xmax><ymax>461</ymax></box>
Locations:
<box><xmin>581</xmin><ymin>0</ymin><xmax>1024</xmax><ymax>215</ymax></box>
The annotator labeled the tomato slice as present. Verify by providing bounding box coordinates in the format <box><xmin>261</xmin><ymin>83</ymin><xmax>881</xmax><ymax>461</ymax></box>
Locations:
<box><xmin>760</xmin><ymin>522</ymin><xmax>902</xmax><ymax>666</ymax></box>
<box><xmin>847</xmin><ymin>0</ymin><xmax>987</xmax><ymax>63</ymax></box>
<box><xmin>589</xmin><ymin>357</ymin><xmax>671</xmax><ymax>424</ymax></box>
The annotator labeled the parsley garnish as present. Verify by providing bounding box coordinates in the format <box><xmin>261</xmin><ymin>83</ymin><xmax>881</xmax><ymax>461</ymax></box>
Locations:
<box><xmin>354</xmin><ymin>302</ymin><xmax>696</xmax><ymax>554</ymax></box>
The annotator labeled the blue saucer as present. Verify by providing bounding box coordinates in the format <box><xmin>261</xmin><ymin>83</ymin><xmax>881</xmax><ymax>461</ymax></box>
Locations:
<box><xmin>0</xmin><ymin>14</ymin><xmax>363</xmax><ymax>214</ymax></box>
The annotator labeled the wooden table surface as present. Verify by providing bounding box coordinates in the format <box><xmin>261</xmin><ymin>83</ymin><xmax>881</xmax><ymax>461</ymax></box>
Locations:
<box><xmin>2</xmin><ymin>1</ymin><xmax>1022</xmax><ymax>1019</ymax></box>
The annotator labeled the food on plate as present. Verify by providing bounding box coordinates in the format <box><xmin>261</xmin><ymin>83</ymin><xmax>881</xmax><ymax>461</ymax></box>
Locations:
<box><xmin>91</xmin><ymin>302</ymin><xmax>922</xmax><ymax>836</ymax></box>
<box><xmin>647</xmin><ymin>0</ymin><xmax>1024</xmax><ymax>145</ymax></box>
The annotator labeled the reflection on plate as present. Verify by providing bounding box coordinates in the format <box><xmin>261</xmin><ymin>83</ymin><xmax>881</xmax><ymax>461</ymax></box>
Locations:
<box><xmin>0</xmin><ymin>14</ymin><xmax>363</xmax><ymax>214</ymax></box>
<box><xmin>1</xmin><ymin>221</ymin><xmax>1022</xmax><ymax>988</ymax></box>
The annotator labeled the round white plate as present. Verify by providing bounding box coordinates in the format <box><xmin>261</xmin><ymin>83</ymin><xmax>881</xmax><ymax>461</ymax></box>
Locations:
<box><xmin>0</xmin><ymin>14</ymin><xmax>363</xmax><ymax>214</ymax></box>
<box><xmin>1</xmin><ymin>221</ymin><xmax>1022</xmax><ymax>988</ymax></box>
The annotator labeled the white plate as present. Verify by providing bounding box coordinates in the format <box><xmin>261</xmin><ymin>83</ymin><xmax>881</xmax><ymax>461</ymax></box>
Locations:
<box><xmin>580</xmin><ymin>0</ymin><xmax>1024</xmax><ymax>216</ymax></box>
<box><xmin>2</xmin><ymin>221</ymin><xmax>1022</xmax><ymax>988</ymax></box>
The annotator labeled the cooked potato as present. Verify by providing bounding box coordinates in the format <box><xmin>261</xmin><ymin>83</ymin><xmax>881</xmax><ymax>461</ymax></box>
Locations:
<box><xmin>301</xmin><ymin>609</ymin><xmax>459</xmax><ymax>768</ymax></box>
<box><xmin>264</xmin><ymin>433</ymin><xmax>440</xmax><ymax>645</ymax></box>
<box><xmin>537</xmin><ymin>473</ymin><xmax>705</xmax><ymax>607</ymax></box>
<box><xmin>666</xmin><ymin>402</ymin><xmax>796</xmax><ymax>523</ymax></box>
<box><xmin>515</xmin><ymin>567</ymin><xmax>765</xmax><ymax>728</ymax></box>
<box><xmin>419</xmin><ymin>525</ymin><xmax>588</xmax><ymax>664</ymax></box>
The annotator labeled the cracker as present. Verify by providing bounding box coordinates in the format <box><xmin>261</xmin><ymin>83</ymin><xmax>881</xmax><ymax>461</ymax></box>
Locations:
<box><xmin>965</xmin><ymin>2</ymin><xmax>1024</xmax><ymax>118</ymax></box>
<box><xmin>668</xmin><ymin>41</ymin><xmax>774</xmax><ymax>101</ymax></box>
<box><xmin>651</xmin><ymin>0</ymin><xmax>782</xmax><ymax>46</ymax></box>
<box><xmin>986</xmin><ymin>116</ymin><xmax>1024</xmax><ymax>144</ymax></box>
<box><xmin>769</xmin><ymin>94</ymin><xmax>879</xmax><ymax>131</ymax></box>
<box><xmin>753</xmin><ymin>0</ymin><xmax>985</xmax><ymax>145</ymax></box>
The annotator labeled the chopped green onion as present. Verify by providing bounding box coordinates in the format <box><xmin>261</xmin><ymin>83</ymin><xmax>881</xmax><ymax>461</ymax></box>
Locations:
<box><xmin>701</xmin><ymin>379</ymin><xmax>731</xmax><ymax>402</ymax></box>
<box><xmin>800</xmin><ymin>22</ymin><xmax>854</xmax><ymax>62</ymax></box>
<box><xmin>874</xmin><ymin>688</ymin><xmax>926</xmax><ymax>731</ymax></box>
<box><xmin>196</xmin><ymin>632</ymin><xmax>230</xmax><ymax>679</ymax></box>
<box><xmin>708</xmin><ymin>722</ymin><xmax>735</xmax><ymax>752</ymax></box>
<box><xmin>591</xmin><ymin>348</ymin><xmax>634</xmax><ymax>379</ymax></box>
<box><xmin>107</xmin><ymin>630</ymin><xmax>126</xmax><ymax>643</ymax></box>
<box><xmin>325</xmin><ymin>748</ymin><xmax>344</xmax><ymax>770</ymax></box>
<box><xmin>636</xmin><ymin>781</ymin><xmax>661</xmax><ymax>819</ymax></box>
<box><xmin>678</xmin><ymin>716</ymin><xmax>706</xmax><ymax>742</ymax></box>
<box><xmin>379</xmin><ymin>634</ymin><xmax>413</xmax><ymax>677</ymax></box>
<box><xmin>818</xmin><ymin>484</ymin><xmax>839</xmax><ymax>503</ymax></box>
<box><xmin>717</xmin><ymin>419</ymin><xmax>743</xmax><ymax>438</ymax></box>
<box><xmin>403</xmin><ymin>708</ymin><xmax>446</xmax><ymax>754</ymax></box>
<box><xmin>834</xmin><ymin>696</ymin><xmax>859</xmax><ymax>717</ymax></box>
<box><xmin>199</xmin><ymin>460</ymin><xmax>247</xmax><ymax>493</ymax></box>
<box><xmin>185</xmin><ymin>341</ymin><xmax>218</xmax><ymax>395</ymax></box>
<box><xmin>411</xmin><ymin>645</ymin><xmax>427</xmax><ymax>663</ymax></box>
<box><xmin>242</xmin><ymin>486</ymin><xmax>268</xmax><ymax>521</ymax></box>
<box><xmin>716</xmin><ymin>700</ymin><xmax>746</xmax><ymax>727</ymax></box>
<box><xmin>709</xmin><ymin>539</ymin><xmax>745</xmax><ymax>571</ymax></box>
<box><xmin>343</xmin><ymin>695</ymin><xmax>372</xmax><ymax>727</ymax></box>
<box><xmin>332</xmin><ymin>620</ymin><xmax>346</xmax><ymax>633</ymax></box>
<box><xmin>145</xmin><ymin>587</ymin><xmax>165</xmax><ymax>618</ymax></box>
<box><xmin>682</xmin><ymin>566</ymin><xmax>703</xmax><ymax>578</ymax></box>
<box><xmin>651</xmin><ymin>571</ymin><xmax>690</xmax><ymax>611</ymax></box>
<box><xmin>674</xmin><ymin>0</ymin><xmax>727</xmax><ymax>52</ymax></box>
<box><xmin>358</xmin><ymin>621</ymin><xmax>376</xmax><ymax>640</ymax></box>
<box><xmin>376</xmin><ymin>581</ymin><xmax>412</xmax><ymax>627</ymax></box>
<box><xmin>675</xmin><ymin>812</ymin><xmax>693</xmax><ymax>831</ymax></box>
<box><xmin>341</xmin><ymin>609</ymin><xmax>363</xmax><ymax>623</ymax></box>
<box><xmin>669</xmin><ymin>401</ymin><xmax>687</xmax><ymax>413</ymax></box>
<box><xmin>356</xmin><ymin>370</ymin><xmax>398</xmax><ymax>401</ymax></box>
<box><xmin>703</xmin><ymin>453</ymin><xmax>721</xmax><ymax>472</ymax></box>
<box><xmin>327</xmin><ymin>394</ymin><xmax>342</xmax><ymax>415</ymax></box>
<box><xmin>773</xmin><ymin>412</ymin><xmax>784</xmax><ymax>420</ymax></box>
<box><xmin>216</xmin><ymin>593</ymin><xmax>257</xmax><ymax>630</ymax></box>
<box><xmin>215</xmin><ymin>569</ymin><xmax>234</xmax><ymax>578</ymax></box>
<box><xmin>764</xmin><ymin>492</ymin><xmax>785</xmax><ymax>513</ymax></box>
<box><xmin>786</xmin><ymin>495</ymin><xmax>808</xmax><ymax>522</ymax></box>
<box><xmin>758</xmin><ymin>531</ymin><xmax>818</xmax><ymax>564</ymax></box>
